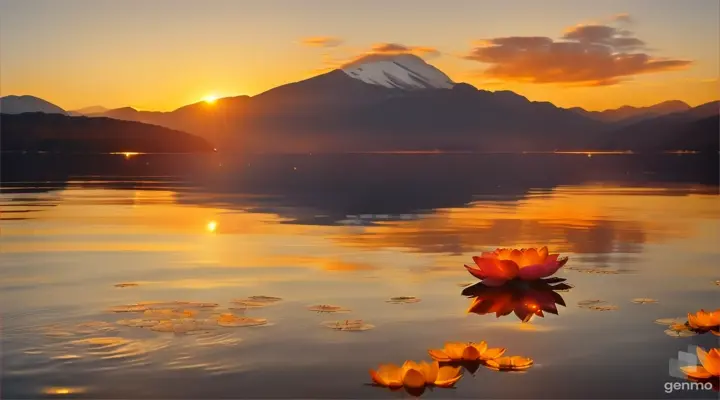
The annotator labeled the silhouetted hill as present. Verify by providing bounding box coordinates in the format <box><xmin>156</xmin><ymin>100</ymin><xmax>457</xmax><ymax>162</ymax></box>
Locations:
<box><xmin>598</xmin><ymin>103</ymin><xmax>719</xmax><ymax>152</ymax></box>
<box><xmin>92</xmin><ymin>67</ymin><xmax>605</xmax><ymax>152</ymax></box>
<box><xmin>0</xmin><ymin>113</ymin><xmax>214</xmax><ymax>153</ymax></box>
<box><xmin>569</xmin><ymin>100</ymin><xmax>691</xmax><ymax>125</ymax></box>
<box><xmin>0</xmin><ymin>95</ymin><xmax>67</xmax><ymax>115</ymax></box>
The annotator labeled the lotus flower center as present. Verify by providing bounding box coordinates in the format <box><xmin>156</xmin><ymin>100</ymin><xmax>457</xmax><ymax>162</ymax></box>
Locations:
<box><xmin>462</xmin><ymin>346</ymin><xmax>481</xmax><ymax>360</ymax></box>
<box><xmin>402</xmin><ymin>368</ymin><xmax>426</xmax><ymax>388</ymax></box>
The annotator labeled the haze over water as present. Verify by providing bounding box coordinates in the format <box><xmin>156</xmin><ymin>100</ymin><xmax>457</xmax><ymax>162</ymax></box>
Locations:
<box><xmin>1</xmin><ymin>153</ymin><xmax>718</xmax><ymax>399</ymax></box>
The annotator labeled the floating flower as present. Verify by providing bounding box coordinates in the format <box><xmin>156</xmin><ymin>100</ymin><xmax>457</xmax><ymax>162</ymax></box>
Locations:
<box><xmin>681</xmin><ymin>347</ymin><xmax>720</xmax><ymax>380</ymax></box>
<box><xmin>369</xmin><ymin>360</ymin><xmax>462</xmax><ymax>391</ymax></box>
<box><xmin>484</xmin><ymin>356</ymin><xmax>534</xmax><ymax>371</ymax></box>
<box><xmin>464</xmin><ymin>247</ymin><xmax>568</xmax><ymax>286</ymax></box>
<box><xmin>687</xmin><ymin>309</ymin><xmax>720</xmax><ymax>335</ymax></box>
<box><xmin>462</xmin><ymin>278</ymin><xmax>570</xmax><ymax>323</ymax></box>
<box><xmin>428</xmin><ymin>341</ymin><xmax>506</xmax><ymax>362</ymax></box>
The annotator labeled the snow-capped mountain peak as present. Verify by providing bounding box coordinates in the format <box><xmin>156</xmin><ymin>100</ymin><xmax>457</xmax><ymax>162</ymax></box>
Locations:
<box><xmin>342</xmin><ymin>54</ymin><xmax>454</xmax><ymax>90</ymax></box>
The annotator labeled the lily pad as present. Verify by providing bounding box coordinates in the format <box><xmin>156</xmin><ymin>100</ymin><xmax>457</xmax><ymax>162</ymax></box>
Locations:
<box><xmin>307</xmin><ymin>304</ymin><xmax>351</xmax><ymax>313</ymax></box>
<box><xmin>116</xmin><ymin>319</ymin><xmax>162</xmax><ymax>328</ymax></box>
<box><xmin>321</xmin><ymin>320</ymin><xmax>375</xmax><ymax>331</ymax></box>
<box><xmin>216</xmin><ymin>314</ymin><xmax>268</xmax><ymax>328</ymax></box>
<box><xmin>231</xmin><ymin>296</ymin><xmax>282</xmax><ymax>308</ymax></box>
<box><xmin>386</xmin><ymin>296</ymin><xmax>421</xmax><ymax>304</ymax></box>
<box><xmin>631</xmin><ymin>298</ymin><xmax>658</xmax><ymax>304</ymax></box>
<box><xmin>664</xmin><ymin>329</ymin><xmax>697</xmax><ymax>338</ymax></box>
<box><xmin>108</xmin><ymin>304</ymin><xmax>148</xmax><ymax>313</ymax></box>
<box><xmin>654</xmin><ymin>317</ymin><xmax>687</xmax><ymax>326</ymax></box>
<box><xmin>114</xmin><ymin>283</ymin><xmax>139</xmax><ymax>288</ymax></box>
<box><xmin>577</xmin><ymin>300</ymin><xmax>618</xmax><ymax>311</ymax></box>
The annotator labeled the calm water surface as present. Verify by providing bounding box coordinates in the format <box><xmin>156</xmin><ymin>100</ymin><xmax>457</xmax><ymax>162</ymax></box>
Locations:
<box><xmin>1</xmin><ymin>154</ymin><xmax>718</xmax><ymax>399</ymax></box>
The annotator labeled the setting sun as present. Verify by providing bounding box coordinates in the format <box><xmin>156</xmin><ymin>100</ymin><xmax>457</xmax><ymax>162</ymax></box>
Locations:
<box><xmin>203</xmin><ymin>95</ymin><xmax>218</xmax><ymax>104</ymax></box>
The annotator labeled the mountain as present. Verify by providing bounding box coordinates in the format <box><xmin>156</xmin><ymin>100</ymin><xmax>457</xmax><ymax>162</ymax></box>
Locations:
<box><xmin>0</xmin><ymin>95</ymin><xmax>67</xmax><ymax>115</ymax></box>
<box><xmin>569</xmin><ymin>100</ymin><xmax>691</xmax><ymax>124</ymax></box>
<box><xmin>342</xmin><ymin>53</ymin><xmax>454</xmax><ymax>90</ymax></box>
<box><xmin>598</xmin><ymin>101</ymin><xmax>719</xmax><ymax>152</ymax></box>
<box><xmin>69</xmin><ymin>105</ymin><xmax>109</xmax><ymax>115</ymax></box>
<box><xmin>0</xmin><ymin>113</ymin><xmax>214</xmax><ymax>153</ymax></box>
<box><xmin>89</xmin><ymin>55</ymin><xmax>606</xmax><ymax>152</ymax></box>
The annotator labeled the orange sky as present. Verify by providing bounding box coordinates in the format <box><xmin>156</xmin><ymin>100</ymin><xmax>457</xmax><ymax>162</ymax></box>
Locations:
<box><xmin>0</xmin><ymin>0</ymin><xmax>717</xmax><ymax>112</ymax></box>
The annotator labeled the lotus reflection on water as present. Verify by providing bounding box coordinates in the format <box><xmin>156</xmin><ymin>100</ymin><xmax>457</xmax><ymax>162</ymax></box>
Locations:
<box><xmin>462</xmin><ymin>278</ymin><xmax>572</xmax><ymax>323</ymax></box>
<box><xmin>464</xmin><ymin>247</ymin><xmax>569</xmax><ymax>287</ymax></box>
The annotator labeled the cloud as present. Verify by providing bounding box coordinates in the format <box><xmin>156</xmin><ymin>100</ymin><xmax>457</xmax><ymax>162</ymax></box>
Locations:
<box><xmin>464</xmin><ymin>20</ymin><xmax>691</xmax><ymax>86</ymax></box>
<box><xmin>336</xmin><ymin>42</ymin><xmax>441</xmax><ymax>68</ymax></box>
<box><xmin>301</xmin><ymin>36</ymin><xmax>343</xmax><ymax>48</ymax></box>
<box><xmin>612</xmin><ymin>13</ymin><xmax>633</xmax><ymax>24</ymax></box>
<box><xmin>369</xmin><ymin>43</ymin><xmax>441</xmax><ymax>57</ymax></box>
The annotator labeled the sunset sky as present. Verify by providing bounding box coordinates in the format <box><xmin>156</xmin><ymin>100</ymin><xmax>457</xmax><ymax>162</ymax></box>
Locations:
<box><xmin>1</xmin><ymin>0</ymin><xmax>718</xmax><ymax>112</ymax></box>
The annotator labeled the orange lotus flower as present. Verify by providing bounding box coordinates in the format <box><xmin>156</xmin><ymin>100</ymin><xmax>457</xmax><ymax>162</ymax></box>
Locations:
<box><xmin>462</xmin><ymin>278</ymin><xmax>571</xmax><ymax>323</ymax></box>
<box><xmin>681</xmin><ymin>347</ymin><xmax>720</xmax><ymax>380</ymax></box>
<box><xmin>687</xmin><ymin>309</ymin><xmax>720</xmax><ymax>335</ymax></box>
<box><xmin>369</xmin><ymin>360</ymin><xmax>462</xmax><ymax>390</ymax></box>
<box><xmin>428</xmin><ymin>341</ymin><xmax>506</xmax><ymax>362</ymax></box>
<box><xmin>464</xmin><ymin>247</ymin><xmax>569</xmax><ymax>286</ymax></box>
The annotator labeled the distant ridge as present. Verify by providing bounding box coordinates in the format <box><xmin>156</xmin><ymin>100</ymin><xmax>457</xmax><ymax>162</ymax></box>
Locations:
<box><xmin>0</xmin><ymin>95</ymin><xmax>67</xmax><ymax>115</ymax></box>
<box><xmin>568</xmin><ymin>100</ymin><xmax>692</xmax><ymax>124</ymax></box>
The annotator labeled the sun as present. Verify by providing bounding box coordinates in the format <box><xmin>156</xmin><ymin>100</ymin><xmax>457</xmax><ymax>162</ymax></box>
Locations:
<box><xmin>203</xmin><ymin>95</ymin><xmax>218</xmax><ymax>104</ymax></box>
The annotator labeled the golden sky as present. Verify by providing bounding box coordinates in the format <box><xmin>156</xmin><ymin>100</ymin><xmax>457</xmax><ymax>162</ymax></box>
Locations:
<box><xmin>0</xmin><ymin>0</ymin><xmax>717</xmax><ymax>111</ymax></box>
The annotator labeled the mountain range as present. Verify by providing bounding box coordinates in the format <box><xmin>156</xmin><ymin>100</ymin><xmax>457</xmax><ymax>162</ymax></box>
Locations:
<box><xmin>2</xmin><ymin>54</ymin><xmax>718</xmax><ymax>153</ymax></box>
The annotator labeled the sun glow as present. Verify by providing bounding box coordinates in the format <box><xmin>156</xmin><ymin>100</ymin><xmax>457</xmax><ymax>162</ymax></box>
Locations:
<box><xmin>203</xmin><ymin>95</ymin><xmax>218</xmax><ymax>104</ymax></box>
<box><xmin>206</xmin><ymin>220</ymin><xmax>217</xmax><ymax>233</ymax></box>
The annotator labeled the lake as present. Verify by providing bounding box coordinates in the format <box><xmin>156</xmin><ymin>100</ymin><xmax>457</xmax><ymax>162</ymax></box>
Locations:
<box><xmin>1</xmin><ymin>153</ymin><xmax>718</xmax><ymax>399</ymax></box>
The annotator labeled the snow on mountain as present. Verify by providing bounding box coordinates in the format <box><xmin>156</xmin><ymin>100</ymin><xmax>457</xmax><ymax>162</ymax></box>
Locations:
<box><xmin>342</xmin><ymin>54</ymin><xmax>454</xmax><ymax>90</ymax></box>
<box><xmin>0</xmin><ymin>95</ymin><xmax>67</xmax><ymax>115</ymax></box>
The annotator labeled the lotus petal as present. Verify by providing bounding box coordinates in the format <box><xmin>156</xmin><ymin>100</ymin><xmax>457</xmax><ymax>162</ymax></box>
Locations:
<box><xmin>401</xmin><ymin>367</ymin><xmax>426</xmax><ymax>389</ymax></box>
<box><xmin>681</xmin><ymin>365</ymin><xmax>713</xmax><ymax>379</ymax></box>
<box><xmin>428</xmin><ymin>349</ymin><xmax>451</xmax><ymax>362</ymax></box>
<box><xmin>434</xmin><ymin>364</ymin><xmax>462</xmax><ymax>387</ymax></box>
<box><xmin>479</xmin><ymin>347</ymin><xmax>506</xmax><ymax>360</ymax></box>
<box><xmin>485</xmin><ymin>355</ymin><xmax>534</xmax><ymax>371</ymax></box>
<box><xmin>370</xmin><ymin>364</ymin><xmax>402</xmax><ymax>388</ymax></box>
<box><xmin>517</xmin><ymin>263</ymin><xmax>553</xmax><ymax>280</ymax></box>
<box><xmin>697</xmin><ymin>347</ymin><xmax>720</xmax><ymax>376</ymax></box>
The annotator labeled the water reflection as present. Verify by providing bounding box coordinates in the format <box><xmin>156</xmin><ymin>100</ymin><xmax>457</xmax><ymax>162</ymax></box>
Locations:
<box><xmin>462</xmin><ymin>279</ymin><xmax>572</xmax><ymax>323</ymax></box>
<box><xmin>1</xmin><ymin>153</ymin><xmax>719</xmax><ymax>399</ymax></box>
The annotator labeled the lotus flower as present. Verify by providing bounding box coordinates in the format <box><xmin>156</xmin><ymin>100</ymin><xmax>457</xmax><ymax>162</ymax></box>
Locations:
<box><xmin>465</xmin><ymin>247</ymin><xmax>568</xmax><ymax>286</ymax></box>
<box><xmin>369</xmin><ymin>360</ymin><xmax>462</xmax><ymax>393</ymax></box>
<box><xmin>687</xmin><ymin>309</ymin><xmax>720</xmax><ymax>335</ymax></box>
<box><xmin>681</xmin><ymin>347</ymin><xmax>720</xmax><ymax>382</ymax></box>
<box><xmin>428</xmin><ymin>341</ymin><xmax>506</xmax><ymax>362</ymax></box>
<box><xmin>462</xmin><ymin>278</ymin><xmax>571</xmax><ymax>323</ymax></box>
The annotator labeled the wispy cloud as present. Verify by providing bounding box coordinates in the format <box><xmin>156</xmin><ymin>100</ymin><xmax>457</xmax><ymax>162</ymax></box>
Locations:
<box><xmin>300</xmin><ymin>36</ymin><xmax>344</xmax><ymax>48</ymax></box>
<box><xmin>464</xmin><ymin>18</ymin><xmax>692</xmax><ymax>86</ymax></box>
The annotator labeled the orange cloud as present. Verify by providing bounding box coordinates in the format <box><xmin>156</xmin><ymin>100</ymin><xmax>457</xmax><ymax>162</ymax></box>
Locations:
<box><xmin>337</xmin><ymin>42</ymin><xmax>441</xmax><ymax>68</ymax></box>
<box><xmin>301</xmin><ymin>36</ymin><xmax>343</xmax><ymax>48</ymax></box>
<box><xmin>464</xmin><ymin>21</ymin><xmax>692</xmax><ymax>86</ymax></box>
